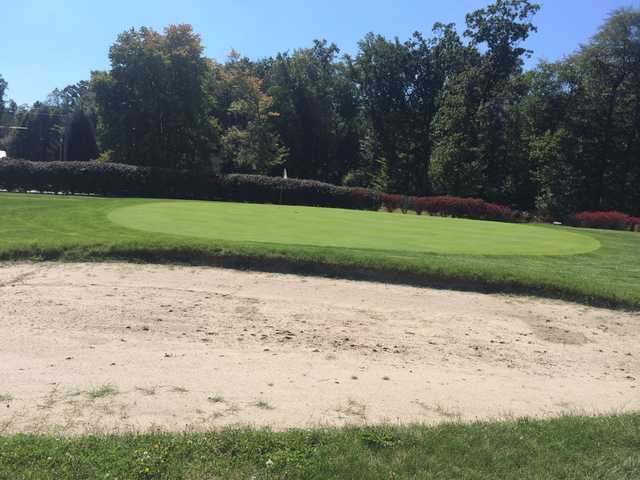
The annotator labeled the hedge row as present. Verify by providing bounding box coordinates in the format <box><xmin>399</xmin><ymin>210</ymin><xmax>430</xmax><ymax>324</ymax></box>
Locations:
<box><xmin>568</xmin><ymin>211</ymin><xmax>640</xmax><ymax>231</ymax></box>
<box><xmin>222</xmin><ymin>173</ymin><xmax>382</xmax><ymax>210</ymax></box>
<box><xmin>0</xmin><ymin>159</ymin><xmax>382</xmax><ymax>209</ymax></box>
<box><xmin>0</xmin><ymin>159</ymin><xmax>215</xmax><ymax>198</ymax></box>
<box><xmin>378</xmin><ymin>194</ymin><xmax>518</xmax><ymax>221</ymax></box>
<box><xmin>0</xmin><ymin>159</ymin><xmax>519</xmax><ymax>221</ymax></box>
<box><xmin>410</xmin><ymin>196</ymin><xmax>518</xmax><ymax>222</ymax></box>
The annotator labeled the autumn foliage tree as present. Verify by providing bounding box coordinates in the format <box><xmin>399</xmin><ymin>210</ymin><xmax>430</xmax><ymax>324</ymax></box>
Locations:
<box><xmin>214</xmin><ymin>52</ymin><xmax>287</xmax><ymax>174</ymax></box>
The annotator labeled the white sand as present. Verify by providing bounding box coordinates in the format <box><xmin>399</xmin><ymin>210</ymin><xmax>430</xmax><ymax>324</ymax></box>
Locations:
<box><xmin>0</xmin><ymin>262</ymin><xmax>638</xmax><ymax>434</ymax></box>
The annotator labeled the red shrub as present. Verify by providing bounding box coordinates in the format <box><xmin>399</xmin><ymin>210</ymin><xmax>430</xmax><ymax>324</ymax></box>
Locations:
<box><xmin>409</xmin><ymin>195</ymin><xmax>517</xmax><ymax>222</ymax></box>
<box><xmin>382</xmin><ymin>194</ymin><xmax>402</xmax><ymax>212</ymax></box>
<box><xmin>568</xmin><ymin>211</ymin><xmax>639</xmax><ymax>231</ymax></box>
<box><xmin>410</xmin><ymin>196</ymin><xmax>427</xmax><ymax>215</ymax></box>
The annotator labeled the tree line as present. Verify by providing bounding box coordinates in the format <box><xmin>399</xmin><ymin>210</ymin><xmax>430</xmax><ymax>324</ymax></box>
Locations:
<box><xmin>1</xmin><ymin>0</ymin><xmax>638</xmax><ymax>217</ymax></box>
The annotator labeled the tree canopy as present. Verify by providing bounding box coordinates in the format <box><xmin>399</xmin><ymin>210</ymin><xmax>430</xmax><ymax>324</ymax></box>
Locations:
<box><xmin>2</xmin><ymin>1</ymin><xmax>639</xmax><ymax>217</ymax></box>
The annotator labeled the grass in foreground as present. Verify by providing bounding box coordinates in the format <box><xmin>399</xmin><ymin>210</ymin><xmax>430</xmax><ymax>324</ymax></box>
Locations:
<box><xmin>1</xmin><ymin>414</ymin><xmax>638</xmax><ymax>479</ymax></box>
<box><xmin>1</xmin><ymin>192</ymin><xmax>640</xmax><ymax>308</ymax></box>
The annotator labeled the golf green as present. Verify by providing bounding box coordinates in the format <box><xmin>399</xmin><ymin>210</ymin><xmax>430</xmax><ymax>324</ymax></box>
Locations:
<box><xmin>108</xmin><ymin>201</ymin><xmax>600</xmax><ymax>256</ymax></box>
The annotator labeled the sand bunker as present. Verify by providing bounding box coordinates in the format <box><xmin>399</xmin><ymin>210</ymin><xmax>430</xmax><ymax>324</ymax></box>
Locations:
<box><xmin>1</xmin><ymin>262</ymin><xmax>638</xmax><ymax>434</ymax></box>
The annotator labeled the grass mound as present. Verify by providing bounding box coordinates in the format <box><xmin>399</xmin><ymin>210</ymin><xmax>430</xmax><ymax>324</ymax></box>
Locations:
<box><xmin>1</xmin><ymin>192</ymin><xmax>639</xmax><ymax>308</ymax></box>
<box><xmin>108</xmin><ymin>200</ymin><xmax>599</xmax><ymax>256</ymax></box>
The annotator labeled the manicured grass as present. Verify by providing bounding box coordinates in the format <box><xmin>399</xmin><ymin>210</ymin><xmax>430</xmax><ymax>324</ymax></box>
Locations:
<box><xmin>1</xmin><ymin>415</ymin><xmax>638</xmax><ymax>479</ymax></box>
<box><xmin>1</xmin><ymin>192</ymin><xmax>639</xmax><ymax>308</ymax></box>
<box><xmin>108</xmin><ymin>201</ymin><xmax>600</xmax><ymax>256</ymax></box>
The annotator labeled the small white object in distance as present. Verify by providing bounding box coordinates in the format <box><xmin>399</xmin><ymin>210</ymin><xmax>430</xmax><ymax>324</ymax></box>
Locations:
<box><xmin>0</xmin><ymin>150</ymin><xmax>6</xmax><ymax>159</ymax></box>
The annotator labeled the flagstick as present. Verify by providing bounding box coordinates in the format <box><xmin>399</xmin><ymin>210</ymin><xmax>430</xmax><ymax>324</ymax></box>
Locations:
<box><xmin>279</xmin><ymin>168</ymin><xmax>287</xmax><ymax>205</ymax></box>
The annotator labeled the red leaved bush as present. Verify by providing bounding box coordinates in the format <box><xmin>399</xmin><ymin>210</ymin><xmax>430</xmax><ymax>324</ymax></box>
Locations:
<box><xmin>410</xmin><ymin>196</ymin><xmax>517</xmax><ymax>222</ymax></box>
<box><xmin>568</xmin><ymin>211</ymin><xmax>640</xmax><ymax>231</ymax></box>
<box><xmin>382</xmin><ymin>194</ymin><xmax>403</xmax><ymax>212</ymax></box>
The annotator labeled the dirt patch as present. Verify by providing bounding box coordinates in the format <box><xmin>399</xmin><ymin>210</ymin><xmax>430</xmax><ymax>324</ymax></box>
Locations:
<box><xmin>0</xmin><ymin>262</ymin><xmax>638</xmax><ymax>434</ymax></box>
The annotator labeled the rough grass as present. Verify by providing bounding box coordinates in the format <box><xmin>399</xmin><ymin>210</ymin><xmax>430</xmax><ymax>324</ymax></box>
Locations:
<box><xmin>0</xmin><ymin>414</ymin><xmax>638</xmax><ymax>479</ymax></box>
<box><xmin>1</xmin><ymin>192</ymin><xmax>640</xmax><ymax>309</ymax></box>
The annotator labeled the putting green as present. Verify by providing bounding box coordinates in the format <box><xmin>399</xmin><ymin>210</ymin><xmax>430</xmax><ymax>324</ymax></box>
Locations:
<box><xmin>108</xmin><ymin>201</ymin><xmax>601</xmax><ymax>256</ymax></box>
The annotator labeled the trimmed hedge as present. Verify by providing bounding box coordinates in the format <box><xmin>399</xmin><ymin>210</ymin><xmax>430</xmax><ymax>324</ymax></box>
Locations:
<box><xmin>0</xmin><ymin>159</ymin><xmax>382</xmax><ymax>210</ymax></box>
<box><xmin>568</xmin><ymin>211</ymin><xmax>640</xmax><ymax>231</ymax></box>
<box><xmin>411</xmin><ymin>195</ymin><xmax>518</xmax><ymax>222</ymax></box>
<box><xmin>0</xmin><ymin>159</ymin><xmax>216</xmax><ymax>198</ymax></box>
<box><xmin>221</xmin><ymin>174</ymin><xmax>382</xmax><ymax>210</ymax></box>
<box><xmin>0</xmin><ymin>158</ymin><xmax>521</xmax><ymax>222</ymax></box>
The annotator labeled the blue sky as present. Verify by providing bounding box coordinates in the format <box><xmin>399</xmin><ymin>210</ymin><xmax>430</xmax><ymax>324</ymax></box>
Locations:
<box><xmin>2</xmin><ymin>0</ymin><xmax>639</xmax><ymax>105</ymax></box>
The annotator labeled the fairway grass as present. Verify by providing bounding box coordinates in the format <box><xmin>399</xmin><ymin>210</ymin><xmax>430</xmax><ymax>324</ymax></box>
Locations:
<box><xmin>1</xmin><ymin>415</ymin><xmax>639</xmax><ymax>479</ymax></box>
<box><xmin>1</xmin><ymin>192</ymin><xmax>639</xmax><ymax>308</ymax></box>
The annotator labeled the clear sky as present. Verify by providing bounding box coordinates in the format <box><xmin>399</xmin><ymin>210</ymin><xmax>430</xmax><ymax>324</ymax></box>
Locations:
<box><xmin>2</xmin><ymin>0</ymin><xmax>639</xmax><ymax>105</ymax></box>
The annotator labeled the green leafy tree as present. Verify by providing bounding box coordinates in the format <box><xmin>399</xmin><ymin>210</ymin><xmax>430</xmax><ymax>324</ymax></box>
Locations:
<box><xmin>350</xmin><ymin>34</ymin><xmax>417</xmax><ymax>193</ymax></box>
<box><xmin>520</xmin><ymin>8</ymin><xmax>640</xmax><ymax>214</ymax></box>
<box><xmin>91</xmin><ymin>25</ymin><xmax>220</xmax><ymax>169</ymax></box>
<box><xmin>263</xmin><ymin>40</ymin><xmax>360</xmax><ymax>183</ymax></box>
<box><xmin>429</xmin><ymin>70</ymin><xmax>485</xmax><ymax>197</ymax></box>
<box><xmin>64</xmin><ymin>109</ymin><xmax>99</xmax><ymax>161</ymax></box>
<box><xmin>215</xmin><ymin>52</ymin><xmax>287</xmax><ymax>174</ymax></box>
<box><xmin>571</xmin><ymin>8</ymin><xmax>640</xmax><ymax>212</ymax></box>
<box><xmin>9</xmin><ymin>102</ymin><xmax>65</xmax><ymax>161</ymax></box>
<box><xmin>530</xmin><ymin>129</ymin><xmax>582</xmax><ymax>219</ymax></box>
<box><xmin>430</xmin><ymin>0</ymin><xmax>540</xmax><ymax>202</ymax></box>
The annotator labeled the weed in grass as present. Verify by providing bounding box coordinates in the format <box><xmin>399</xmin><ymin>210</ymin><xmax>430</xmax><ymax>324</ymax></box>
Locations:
<box><xmin>207</xmin><ymin>395</ymin><xmax>225</xmax><ymax>404</ymax></box>
<box><xmin>87</xmin><ymin>384</ymin><xmax>118</xmax><ymax>400</ymax></box>
<box><xmin>254</xmin><ymin>400</ymin><xmax>275</xmax><ymax>410</ymax></box>
<box><xmin>360</xmin><ymin>428</ymin><xmax>399</xmax><ymax>449</ymax></box>
<box><xmin>171</xmin><ymin>386</ymin><xmax>189</xmax><ymax>393</ymax></box>
<box><xmin>0</xmin><ymin>394</ymin><xmax>13</xmax><ymax>402</ymax></box>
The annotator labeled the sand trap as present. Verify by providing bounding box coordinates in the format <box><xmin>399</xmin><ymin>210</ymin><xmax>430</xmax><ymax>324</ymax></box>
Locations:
<box><xmin>0</xmin><ymin>262</ymin><xmax>638</xmax><ymax>434</ymax></box>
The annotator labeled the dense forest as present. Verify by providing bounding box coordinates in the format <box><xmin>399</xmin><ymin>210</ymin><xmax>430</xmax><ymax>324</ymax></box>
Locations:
<box><xmin>1</xmin><ymin>0</ymin><xmax>639</xmax><ymax>218</ymax></box>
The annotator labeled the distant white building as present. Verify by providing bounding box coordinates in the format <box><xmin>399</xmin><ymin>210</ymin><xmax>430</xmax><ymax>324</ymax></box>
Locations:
<box><xmin>0</xmin><ymin>151</ymin><xmax>6</xmax><ymax>159</ymax></box>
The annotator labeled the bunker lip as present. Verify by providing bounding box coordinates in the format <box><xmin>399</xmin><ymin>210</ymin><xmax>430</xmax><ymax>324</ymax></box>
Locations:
<box><xmin>1</xmin><ymin>250</ymin><xmax>634</xmax><ymax>310</ymax></box>
<box><xmin>107</xmin><ymin>200</ymin><xmax>602</xmax><ymax>256</ymax></box>
<box><xmin>1</xmin><ymin>262</ymin><xmax>638</xmax><ymax>435</ymax></box>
